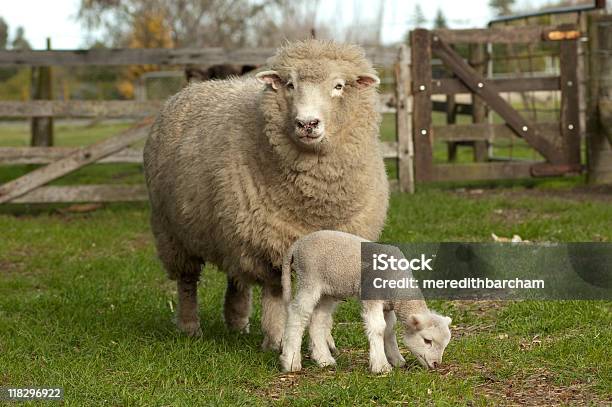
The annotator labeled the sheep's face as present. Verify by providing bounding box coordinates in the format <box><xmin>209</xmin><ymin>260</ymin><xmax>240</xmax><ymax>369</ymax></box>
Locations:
<box><xmin>402</xmin><ymin>312</ymin><xmax>452</xmax><ymax>369</ymax></box>
<box><xmin>256</xmin><ymin>68</ymin><xmax>379</xmax><ymax>150</ymax></box>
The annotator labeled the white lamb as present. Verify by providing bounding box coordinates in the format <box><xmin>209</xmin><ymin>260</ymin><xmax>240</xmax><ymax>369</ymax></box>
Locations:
<box><xmin>280</xmin><ymin>230</ymin><xmax>452</xmax><ymax>374</ymax></box>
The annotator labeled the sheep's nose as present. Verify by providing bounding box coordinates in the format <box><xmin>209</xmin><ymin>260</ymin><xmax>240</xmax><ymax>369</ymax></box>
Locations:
<box><xmin>432</xmin><ymin>361</ymin><xmax>439</xmax><ymax>369</ymax></box>
<box><xmin>295</xmin><ymin>118</ymin><xmax>320</xmax><ymax>131</ymax></box>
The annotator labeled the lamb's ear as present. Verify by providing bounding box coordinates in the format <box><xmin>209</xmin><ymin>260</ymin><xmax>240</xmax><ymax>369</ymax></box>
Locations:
<box><xmin>444</xmin><ymin>316</ymin><xmax>452</xmax><ymax>326</ymax></box>
<box><xmin>407</xmin><ymin>314</ymin><xmax>426</xmax><ymax>331</ymax></box>
<box><xmin>356</xmin><ymin>73</ymin><xmax>380</xmax><ymax>89</ymax></box>
<box><xmin>256</xmin><ymin>70</ymin><xmax>282</xmax><ymax>90</ymax></box>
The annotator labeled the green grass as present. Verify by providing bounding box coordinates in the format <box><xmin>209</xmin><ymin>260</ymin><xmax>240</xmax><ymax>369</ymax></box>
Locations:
<box><xmin>0</xmin><ymin>121</ymin><xmax>610</xmax><ymax>405</ymax></box>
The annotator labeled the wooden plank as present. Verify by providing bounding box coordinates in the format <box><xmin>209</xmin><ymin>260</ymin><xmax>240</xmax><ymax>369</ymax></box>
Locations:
<box><xmin>559</xmin><ymin>35</ymin><xmax>581</xmax><ymax>166</ymax></box>
<box><xmin>411</xmin><ymin>29</ymin><xmax>434</xmax><ymax>182</ymax></box>
<box><xmin>395</xmin><ymin>45</ymin><xmax>414</xmax><ymax>193</ymax></box>
<box><xmin>431</xmin><ymin>35</ymin><xmax>564</xmax><ymax>164</ymax></box>
<box><xmin>381</xmin><ymin>142</ymin><xmax>399</xmax><ymax>159</ymax></box>
<box><xmin>431</xmin><ymin>76</ymin><xmax>560</xmax><ymax>95</ymax></box>
<box><xmin>0</xmin><ymin>47</ymin><xmax>398</xmax><ymax>67</ymax></box>
<box><xmin>530</xmin><ymin>163</ymin><xmax>582</xmax><ymax>177</ymax></box>
<box><xmin>0</xmin><ymin>98</ymin><xmax>394</xmax><ymax>117</ymax></box>
<box><xmin>470</xmin><ymin>43</ymin><xmax>488</xmax><ymax>162</ymax></box>
<box><xmin>0</xmin><ymin>147</ymin><xmax>143</xmax><ymax>164</ymax></box>
<box><xmin>434</xmin><ymin>123</ymin><xmax>559</xmax><ymax>142</ymax></box>
<box><xmin>0</xmin><ymin>119</ymin><xmax>152</xmax><ymax>204</ymax></box>
<box><xmin>433</xmin><ymin>25</ymin><xmax>577</xmax><ymax>44</ymax></box>
<box><xmin>12</xmin><ymin>185</ymin><xmax>148</xmax><ymax>203</ymax></box>
<box><xmin>0</xmin><ymin>101</ymin><xmax>161</xmax><ymax>118</ymax></box>
<box><xmin>587</xmin><ymin>15</ymin><xmax>612</xmax><ymax>184</ymax></box>
<box><xmin>431</xmin><ymin>162</ymin><xmax>539</xmax><ymax>182</ymax></box>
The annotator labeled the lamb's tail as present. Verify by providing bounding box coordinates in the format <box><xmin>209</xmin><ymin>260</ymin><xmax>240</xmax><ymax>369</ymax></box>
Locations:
<box><xmin>281</xmin><ymin>244</ymin><xmax>295</xmax><ymax>305</ymax></box>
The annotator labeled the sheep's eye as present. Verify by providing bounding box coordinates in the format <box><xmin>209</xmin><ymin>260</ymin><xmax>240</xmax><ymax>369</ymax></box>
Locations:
<box><xmin>424</xmin><ymin>338</ymin><xmax>433</xmax><ymax>346</ymax></box>
<box><xmin>286</xmin><ymin>82</ymin><xmax>294</xmax><ymax>90</ymax></box>
<box><xmin>334</xmin><ymin>83</ymin><xmax>343</xmax><ymax>90</ymax></box>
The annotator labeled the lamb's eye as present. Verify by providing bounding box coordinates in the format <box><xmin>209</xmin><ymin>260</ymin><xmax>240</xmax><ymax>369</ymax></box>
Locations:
<box><xmin>424</xmin><ymin>338</ymin><xmax>433</xmax><ymax>346</ymax></box>
<box><xmin>286</xmin><ymin>82</ymin><xmax>294</xmax><ymax>90</ymax></box>
<box><xmin>334</xmin><ymin>83</ymin><xmax>343</xmax><ymax>90</ymax></box>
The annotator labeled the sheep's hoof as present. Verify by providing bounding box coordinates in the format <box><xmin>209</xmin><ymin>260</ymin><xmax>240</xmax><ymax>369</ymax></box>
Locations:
<box><xmin>370</xmin><ymin>361</ymin><xmax>393</xmax><ymax>374</ymax></box>
<box><xmin>262</xmin><ymin>336</ymin><xmax>282</xmax><ymax>352</ymax></box>
<box><xmin>177</xmin><ymin>321</ymin><xmax>202</xmax><ymax>337</ymax></box>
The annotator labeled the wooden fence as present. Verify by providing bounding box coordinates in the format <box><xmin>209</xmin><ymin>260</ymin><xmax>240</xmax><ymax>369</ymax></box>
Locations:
<box><xmin>0</xmin><ymin>46</ymin><xmax>410</xmax><ymax>204</ymax></box>
<box><xmin>0</xmin><ymin>24</ymin><xmax>599</xmax><ymax>204</ymax></box>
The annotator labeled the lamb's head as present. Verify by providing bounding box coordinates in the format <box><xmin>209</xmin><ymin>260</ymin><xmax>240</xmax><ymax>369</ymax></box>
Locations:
<box><xmin>256</xmin><ymin>40</ymin><xmax>380</xmax><ymax>152</ymax></box>
<box><xmin>401</xmin><ymin>312</ymin><xmax>452</xmax><ymax>370</ymax></box>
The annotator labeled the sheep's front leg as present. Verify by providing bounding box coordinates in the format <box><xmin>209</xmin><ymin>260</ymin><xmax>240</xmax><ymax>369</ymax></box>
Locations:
<box><xmin>383</xmin><ymin>310</ymin><xmax>406</xmax><ymax>367</ymax></box>
<box><xmin>261</xmin><ymin>278</ymin><xmax>286</xmax><ymax>351</ymax></box>
<box><xmin>176</xmin><ymin>272</ymin><xmax>202</xmax><ymax>337</ymax></box>
<box><xmin>309</xmin><ymin>296</ymin><xmax>338</xmax><ymax>367</ymax></box>
<box><xmin>362</xmin><ymin>300</ymin><xmax>392</xmax><ymax>374</ymax></box>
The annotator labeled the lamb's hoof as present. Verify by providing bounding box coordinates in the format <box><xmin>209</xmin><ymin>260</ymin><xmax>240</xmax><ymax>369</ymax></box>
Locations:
<box><xmin>262</xmin><ymin>335</ymin><xmax>282</xmax><ymax>352</ymax></box>
<box><xmin>177</xmin><ymin>321</ymin><xmax>202</xmax><ymax>337</ymax></box>
<box><xmin>370</xmin><ymin>361</ymin><xmax>393</xmax><ymax>374</ymax></box>
<box><xmin>314</xmin><ymin>355</ymin><xmax>336</xmax><ymax>368</ymax></box>
<box><xmin>388</xmin><ymin>355</ymin><xmax>406</xmax><ymax>368</ymax></box>
<box><xmin>280</xmin><ymin>354</ymin><xmax>302</xmax><ymax>372</ymax></box>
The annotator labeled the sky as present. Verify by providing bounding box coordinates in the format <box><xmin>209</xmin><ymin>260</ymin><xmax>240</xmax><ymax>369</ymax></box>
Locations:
<box><xmin>0</xmin><ymin>0</ymin><xmax>589</xmax><ymax>49</ymax></box>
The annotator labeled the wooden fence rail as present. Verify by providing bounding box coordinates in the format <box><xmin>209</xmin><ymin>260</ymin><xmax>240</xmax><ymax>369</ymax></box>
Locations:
<box><xmin>0</xmin><ymin>47</ymin><xmax>398</xmax><ymax>67</ymax></box>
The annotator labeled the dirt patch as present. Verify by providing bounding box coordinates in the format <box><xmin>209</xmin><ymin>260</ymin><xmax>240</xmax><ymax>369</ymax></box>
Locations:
<box><xmin>0</xmin><ymin>259</ymin><xmax>25</xmax><ymax>273</ymax></box>
<box><xmin>434</xmin><ymin>363</ymin><xmax>610</xmax><ymax>406</ymax></box>
<box><xmin>455</xmin><ymin>184</ymin><xmax>612</xmax><ymax>204</ymax></box>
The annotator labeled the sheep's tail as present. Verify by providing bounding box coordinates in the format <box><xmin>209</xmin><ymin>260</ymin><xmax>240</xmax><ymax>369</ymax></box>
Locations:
<box><xmin>281</xmin><ymin>244</ymin><xmax>295</xmax><ymax>305</ymax></box>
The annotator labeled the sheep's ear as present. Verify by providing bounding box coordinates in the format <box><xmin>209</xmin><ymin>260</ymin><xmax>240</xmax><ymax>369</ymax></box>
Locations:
<box><xmin>256</xmin><ymin>70</ymin><xmax>282</xmax><ymax>90</ymax></box>
<box><xmin>356</xmin><ymin>73</ymin><xmax>380</xmax><ymax>89</ymax></box>
<box><xmin>407</xmin><ymin>314</ymin><xmax>425</xmax><ymax>331</ymax></box>
<box><xmin>444</xmin><ymin>316</ymin><xmax>452</xmax><ymax>326</ymax></box>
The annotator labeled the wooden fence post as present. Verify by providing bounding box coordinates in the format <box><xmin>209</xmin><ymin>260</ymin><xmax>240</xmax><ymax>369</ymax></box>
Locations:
<box><xmin>395</xmin><ymin>44</ymin><xmax>414</xmax><ymax>193</ymax></box>
<box><xmin>411</xmin><ymin>29</ymin><xmax>433</xmax><ymax>182</ymax></box>
<box><xmin>30</xmin><ymin>38</ymin><xmax>53</xmax><ymax>147</ymax></box>
<box><xmin>469</xmin><ymin>43</ymin><xmax>488</xmax><ymax>162</ymax></box>
<box><xmin>559</xmin><ymin>34</ymin><xmax>581</xmax><ymax>166</ymax></box>
<box><xmin>586</xmin><ymin>14</ymin><xmax>612</xmax><ymax>184</ymax></box>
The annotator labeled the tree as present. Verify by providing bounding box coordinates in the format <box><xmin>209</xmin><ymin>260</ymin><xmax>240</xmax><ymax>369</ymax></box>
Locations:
<box><xmin>11</xmin><ymin>26</ymin><xmax>31</xmax><ymax>50</ymax></box>
<box><xmin>411</xmin><ymin>4</ymin><xmax>426</xmax><ymax>28</ymax></box>
<box><xmin>434</xmin><ymin>8</ymin><xmax>448</xmax><ymax>29</ymax></box>
<box><xmin>0</xmin><ymin>17</ymin><xmax>8</xmax><ymax>49</ymax></box>
<box><xmin>77</xmin><ymin>0</ymin><xmax>327</xmax><ymax>49</ymax></box>
<box><xmin>489</xmin><ymin>0</ymin><xmax>515</xmax><ymax>16</ymax></box>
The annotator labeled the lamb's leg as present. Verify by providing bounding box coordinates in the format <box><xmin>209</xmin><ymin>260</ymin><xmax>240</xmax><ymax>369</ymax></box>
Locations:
<box><xmin>383</xmin><ymin>310</ymin><xmax>406</xmax><ymax>367</ymax></box>
<box><xmin>280</xmin><ymin>290</ymin><xmax>320</xmax><ymax>372</ymax></box>
<box><xmin>308</xmin><ymin>296</ymin><xmax>338</xmax><ymax>367</ymax></box>
<box><xmin>261</xmin><ymin>278</ymin><xmax>286</xmax><ymax>351</ymax></box>
<box><xmin>362</xmin><ymin>300</ymin><xmax>392</xmax><ymax>374</ymax></box>
<box><xmin>224</xmin><ymin>277</ymin><xmax>252</xmax><ymax>333</ymax></box>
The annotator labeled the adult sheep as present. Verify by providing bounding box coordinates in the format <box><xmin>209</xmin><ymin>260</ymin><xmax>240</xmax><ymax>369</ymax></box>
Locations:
<box><xmin>143</xmin><ymin>40</ymin><xmax>389</xmax><ymax>350</ymax></box>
